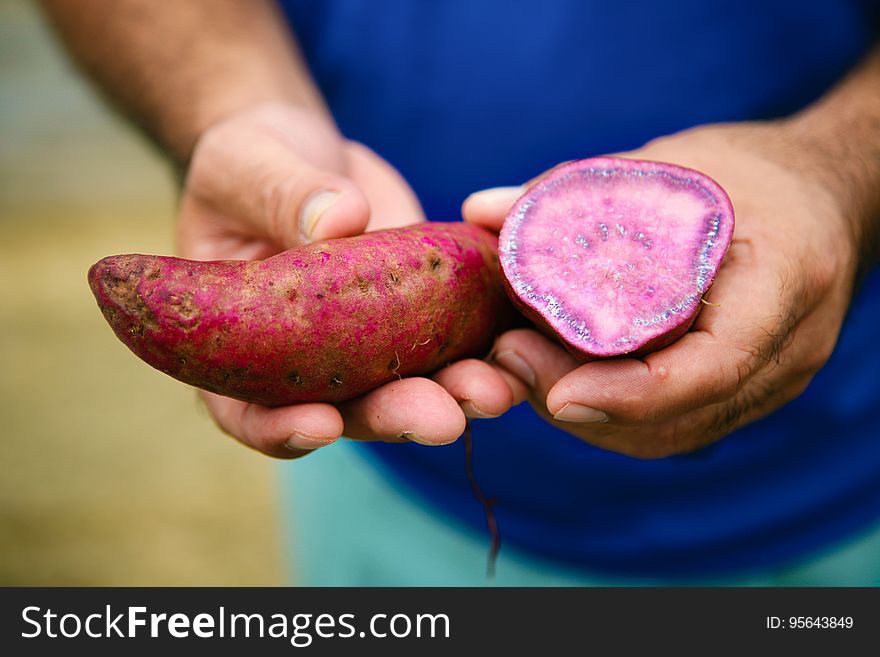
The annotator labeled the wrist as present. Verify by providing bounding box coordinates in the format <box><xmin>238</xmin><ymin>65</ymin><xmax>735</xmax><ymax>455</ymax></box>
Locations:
<box><xmin>777</xmin><ymin>48</ymin><xmax>880</xmax><ymax>270</ymax></box>
<box><xmin>780</xmin><ymin>114</ymin><xmax>879</xmax><ymax>273</ymax></box>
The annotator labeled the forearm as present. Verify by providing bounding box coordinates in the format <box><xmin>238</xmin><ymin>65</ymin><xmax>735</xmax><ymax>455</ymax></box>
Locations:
<box><xmin>784</xmin><ymin>43</ymin><xmax>880</xmax><ymax>269</ymax></box>
<box><xmin>40</xmin><ymin>0</ymin><xmax>328</xmax><ymax>164</ymax></box>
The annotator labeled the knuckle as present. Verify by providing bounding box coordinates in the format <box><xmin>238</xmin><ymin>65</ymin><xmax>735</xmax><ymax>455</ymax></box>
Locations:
<box><xmin>613</xmin><ymin>431</ymin><xmax>692</xmax><ymax>459</ymax></box>
<box><xmin>705</xmin><ymin>399</ymin><xmax>745</xmax><ymax>439</ymax></box>
<box><xmin>210</xmin><ymin>414</ymin><xmax>237</xmax><ymax>441</ymax></box>
<box><xmin>638</xmin><ymin>419</ymin><xmax>721</xmax><ymax>459</ymax></box>
<box><xmin>204</xmin><ymin>400</ymin><xmax>241</xmax><ymax>441</ymax></box>
<box><xmin>612</xmin><ymin>396</ymin><xmax>661</xmax><ymax>424</ymax></box>
<box><xmin>261</xmin><ymin>172</ymin><xmax>300</xmax><ymax>239</ymax></box>
<box><xmin>789</xmin><ymin>375</ymin><xmax>815</xmax><ymax>401</ymax></box>
<box><xmin>705</xmin><ymin>378</ymin><xmax>773</xmax><ymax>439</ymax></box>
<box><xmin>645</xmin><ymin>424</ymin><xmax>697</xmax><ymax>458</ymax></box>
<box><xmin>698</xmin><ymin>355</ymin><xmax>746</xmax><ymax>406</ymax></box>
<box><xmin>592</xmin><ymin>424</ymin><xmax>701</xmax><ymax>460</ymax></box>
<box><xmin>620</xmin><ymin>443</ymin><xmax>679</xmax><ymax>460</ymax></box>
<box><xmin>495</xmin><ymin>327</ymin><xmax>540</xmax><ymax>350</ymax></box>
<box><xmin>803</xmin><ymin>337</ymin><xmax>836</xmax><ymax>374</ymax></box>
<box><xmin>806</xmin><ymin>251</ymin><xmax>840</xmax><ymax>292</ymax></box>
<box><xmin>238</xmin><ymin>406</ymin><xmax>283</xmax><ymax>455</ymax></box>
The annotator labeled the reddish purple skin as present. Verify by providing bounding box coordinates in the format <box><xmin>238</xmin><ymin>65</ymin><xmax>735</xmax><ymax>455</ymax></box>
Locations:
<box><xmin>499</xmin><ymin>157</ymin><xmax>735</xmax><ymax>359</ymax></box>
<box><xmin>89</xmin><ymin>223</ymin><xmax>513</xmax><ymax>405</ymax></box>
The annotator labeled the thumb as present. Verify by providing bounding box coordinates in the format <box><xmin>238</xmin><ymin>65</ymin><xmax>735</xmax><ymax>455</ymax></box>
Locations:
<box><xmin>185</xmin><ymin>115</ymin><xmax>371</xmax><ymax>250</ymax></box>
<box><xmin>462</xmin><ymin>160</ymin><xmax>578</xmax><ymax>232</ymax></box>
<box><xmin>461</xmin><ymin>186</ymin><xmax>524</xmax><ymax>232</ymax></box>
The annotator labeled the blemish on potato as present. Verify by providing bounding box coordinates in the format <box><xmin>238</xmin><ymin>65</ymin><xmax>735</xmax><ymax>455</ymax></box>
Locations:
<box><xmin>169</xmin><ymin>291</ymin><xmax>197</xmax><ymax>320</ymax></box>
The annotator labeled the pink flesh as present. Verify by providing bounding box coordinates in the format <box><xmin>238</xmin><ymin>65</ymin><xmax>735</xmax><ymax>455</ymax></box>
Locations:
<box><xmin>499</xmin><ymin>158</ymin><xmax>734</xmax><ymax>357</ymax></box>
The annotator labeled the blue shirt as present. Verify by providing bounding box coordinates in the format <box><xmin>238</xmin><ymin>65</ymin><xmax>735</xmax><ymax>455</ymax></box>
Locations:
<box><xmin>279</xmin><ymin>0</ymin><xmax>880</xmax><ymax>576</ymax></box>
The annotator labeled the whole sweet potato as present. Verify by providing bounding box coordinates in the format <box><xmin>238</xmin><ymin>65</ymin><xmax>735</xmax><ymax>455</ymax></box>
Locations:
<box><xmin>89</xmin><ymin>223</ymin><xmax>513</xmax><ymax>405</ymax></box>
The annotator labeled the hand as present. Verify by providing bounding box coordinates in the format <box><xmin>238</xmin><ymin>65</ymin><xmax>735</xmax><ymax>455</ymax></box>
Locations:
<box><xmin>179</xmin><ymin>103</ymin><xmax>514</xmax><ymax>458</ymax></box>
<box><xmin>464</xmin><ymin>123</ymin><xmax>859</xmax><ymax>458</ymax></box>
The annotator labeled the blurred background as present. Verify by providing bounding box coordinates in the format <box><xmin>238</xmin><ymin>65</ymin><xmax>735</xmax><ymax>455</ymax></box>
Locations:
<box><xmin>0</xmin><ymin>0</ymin><xmax>283</xmax><ymax>585</ymax></box>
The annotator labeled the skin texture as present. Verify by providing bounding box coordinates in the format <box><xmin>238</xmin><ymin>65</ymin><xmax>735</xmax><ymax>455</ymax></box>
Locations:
<box><xmin>89</xmin><ymin>223</ymin><xmax>512</xmax><ymax>406</ymax></box>
<box><xmin>499</xmin><ymin>157</ymin><xmax>734</xmax><ymax>359</ymax></box>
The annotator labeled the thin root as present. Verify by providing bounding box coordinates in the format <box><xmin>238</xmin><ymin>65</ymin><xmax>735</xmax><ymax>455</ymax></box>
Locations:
<box><xmin>463</xmin><ymin>420</ymin><xmax>500</xmax><ymax>577</ymax></box>
<box><xmin>391</xmin><ymin>351</ymin><xmax>402</xmax><ymax>379</ymax></box>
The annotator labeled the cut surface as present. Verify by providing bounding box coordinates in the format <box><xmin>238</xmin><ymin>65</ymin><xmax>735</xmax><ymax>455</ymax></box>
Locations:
<box><xmin>499</xmin><ymin>157</ymin><xmax>734</xmax><ymax>358</ymax></box>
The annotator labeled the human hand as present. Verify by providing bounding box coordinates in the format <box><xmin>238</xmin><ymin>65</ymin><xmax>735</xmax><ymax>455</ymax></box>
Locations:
<box><xmin>179</xmin><ymin>103</ymin><xmax>513</xmax><ymax>457</ymax></box>
<box><xmin>464</xmin><ymin>123</ymin><xmax>860</xmax><ymax>458</ymax></box>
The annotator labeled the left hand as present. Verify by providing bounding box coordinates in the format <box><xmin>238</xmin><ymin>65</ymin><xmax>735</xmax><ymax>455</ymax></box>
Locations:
<box><xmin>179</xmin><ymin>104</ymin><xmax>514</xmax><ymax>458</ymax></box>
<box><xmin>464</xmin><ymin>123</ymin><xmax>860</xmax><ymax>458</ymax></box>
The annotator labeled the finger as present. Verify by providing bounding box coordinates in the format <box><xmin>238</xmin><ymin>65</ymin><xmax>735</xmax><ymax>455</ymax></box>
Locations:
<box><xmin>431</xmin><ymin>358</ymin><xmax>514</xmax><ymax>418</ymax></box>
<box><xmin>532</xmin><ymin>371</ymin><xmax>806</xmax><ymax>461</ymax></box>
<box><xmin>186</xmin><ymin>119</ymin><xmax>371</xmax><ymax>249</ymax></box>
<box><xmin>546</xmin><ymin>329</ymin><xmax>771</xmax><ymax>425</ymax></box>
<box><xmin>461</xmin><ymin>186</ymin><xmax>524</xmax><ymax>232</ymax></box>
<box><xmin>462</xmin><ymin>160</ymin><xmax>581</xmax><ymax>231</ymax></box>
<box><xmin>492</xmin><ymin>328</ymin><xmax>581</xmax><ymax>403</ymax></box>
<box><xmin>339</xmin><ymin>377</ymin><xmax>466</xmax><ymax>445</ymax></box>
<box><xmin>202</xmin><ymin>391</ymin><xmax>343</xmax><ymax>459</ymax></box>
<box><xmin>493</xmin><ymin>366</ymin><xmax>530</xmax><ymax>406</ymax></box>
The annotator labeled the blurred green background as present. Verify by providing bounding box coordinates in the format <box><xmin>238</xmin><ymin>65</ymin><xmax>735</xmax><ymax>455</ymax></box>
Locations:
<box><xmin>0</xmin><ymin>0</ymin><xmax>283</xmax><ymax>585</ymax></box>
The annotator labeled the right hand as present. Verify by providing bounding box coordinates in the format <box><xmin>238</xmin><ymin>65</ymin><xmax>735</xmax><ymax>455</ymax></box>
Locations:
<box><xmin>178</xmin><ymin>103</ymin><xmax>516</xmax><ymax>458</ymax></box>
<box><xmin>463</xmin><ymin>124</ymin><xmax>857</xmax><ymax>458</ymax></box>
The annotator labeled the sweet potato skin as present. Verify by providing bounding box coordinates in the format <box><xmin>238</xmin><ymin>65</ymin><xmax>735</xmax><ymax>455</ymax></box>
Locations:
<box><xmin>89</xmin><ymin>223</ymin><xmax>513</xmax><ymax>405</ymax></box>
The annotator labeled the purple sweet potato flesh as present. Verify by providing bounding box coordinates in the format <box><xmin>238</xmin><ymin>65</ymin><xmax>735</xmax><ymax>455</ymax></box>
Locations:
<box><xmin>89</xmin><ymin>223</ymin><xmax>514</xmax><ymax>405</ymax></box>
<box><xmin>499</xmin><ymin>157</ymin><xmax>735</xmax><ymax>359</ymax></box>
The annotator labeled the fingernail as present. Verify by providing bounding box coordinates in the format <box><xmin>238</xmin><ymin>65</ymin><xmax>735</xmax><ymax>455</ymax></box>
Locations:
<box><xmin>300</xmin><ymin>190</ymin><xmax>341</xmax><ymax>241</ymax></box>
<box><xmin>494</xmin><ymin>350</ymin><xmax>536</xmax><ymax>387</ymax></box>
<box><xmin>468</xmin><ymin>185</ymin><xmax>524</xmax><ymax>205</ymax></box>
<box><xmin>285</xmin><ymin>432</ymin><xmax>335</xmax><ymax>451</ymax></box>
<box><xmin>460</xmin><ymin>399</ymin><xmax>497</xmax><ymax>419</ymax></box>
<box><xmin>399</xmin><ymin>430</ymin><xmax>453</xmax><ymax>446</ymax></box>
<box><xmin>553</xmin><ymin>403</ymin><xmax>608</xmax><ymax>423</ymax></box>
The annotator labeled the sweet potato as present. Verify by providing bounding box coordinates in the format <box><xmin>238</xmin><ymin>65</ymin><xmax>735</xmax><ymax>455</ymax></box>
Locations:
<box><xmin>499</xmin><ymin>157</ymin><xmax>734</xmax><ymax>359</ymax></box>
<box><xmin>89</xmin><ymin>223</ymin><xmax>513</xmax><ymax>405</ymax></box>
